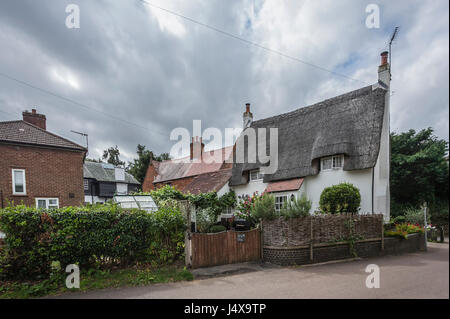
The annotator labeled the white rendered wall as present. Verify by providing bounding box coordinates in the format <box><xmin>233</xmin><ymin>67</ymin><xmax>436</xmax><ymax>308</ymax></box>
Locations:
<box><xmin>372</xmin><ymin>69</ymin><xmax>391</xmax><ymax>222</ymax></box>
<box><xmin>303</xmin><ymin>168</ymin><xmax>373</xmax><ymax>214</ymax></box>
<box><xmin>232</xmin><ymin>179</ymin><xmax>267</xmax><ymax>199</ymax></box>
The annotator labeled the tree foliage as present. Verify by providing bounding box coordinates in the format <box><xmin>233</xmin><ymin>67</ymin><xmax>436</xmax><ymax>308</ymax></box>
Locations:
<box><xmin>390</xmin><ymin>128</ymin><xmax>449</xmax><ymax>212</ymax></box>
<box><xmin>102</xmin><ymin>145</ymin><xmax>125</xmax><ymax>167</ymax></box>
<box><xmin>126</xmin><ymin>145</ymin><xmax>171</xmax><ymax>184</ymax></box>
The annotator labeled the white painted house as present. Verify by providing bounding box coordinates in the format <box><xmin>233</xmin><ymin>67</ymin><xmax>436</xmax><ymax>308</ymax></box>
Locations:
<box><xmin>229</xmin><ymin>52</ymin><xmax>391</xmax><ymax>221</ymax></box>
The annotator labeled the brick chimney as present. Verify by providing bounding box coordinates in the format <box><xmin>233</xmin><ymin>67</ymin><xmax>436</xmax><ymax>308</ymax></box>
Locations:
<box><xmin>378</xmin><ymin>51</ymin><xmax>390</xmax><ymax>87</ymax></box>
<box><xmin>22</xmin><ymin>109</ymin><xmax>46</xmax><ymax>130</ymax></box>
<box><xmin>190</xmin><ymin>136</ymin><xmax>204</xmax><ymax>160</ymax></box>
<box><xmin>243</xmin><ymin>103</ymin><xmax>253</xmax><ymax>129</ymax></box>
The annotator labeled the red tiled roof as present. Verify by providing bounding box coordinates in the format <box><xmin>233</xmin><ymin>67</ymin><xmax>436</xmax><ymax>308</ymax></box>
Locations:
<box><xmin>265</xmin><ymin>178</ymin><xmax>304</xmax><ymax>193</ymax></box>
<box><xmin>0</xmin><ymin>120</ymin><xmax>86</xmax><ymax>151</ymax></box>
<box><xmin>182</xmin><ymin>169</ymin><xmax>232</xmax><ymax>195</ymax></box>
<box><xmin>154</xmin><ymin>146</ymin><xmax>233</xmax><ymax>183</ymax></box>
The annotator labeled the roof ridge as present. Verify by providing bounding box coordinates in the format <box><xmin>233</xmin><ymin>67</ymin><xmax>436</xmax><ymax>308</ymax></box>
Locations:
<box><xmin>252</xmin><ymin>84</ymin><xmax>375</xmax><ymax>126</ymax></box>
<box><xmin>19</xmin><ymin>120</ymin><xmax>86</xmax><ymax>151</ymax></box>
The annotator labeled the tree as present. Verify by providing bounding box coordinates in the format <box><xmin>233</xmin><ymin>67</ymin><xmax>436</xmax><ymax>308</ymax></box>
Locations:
<box><xmin>102</xmin><ymin>145</ymin><xmax>125</xmax><ymax>167</ymax></box>
<box><xmin>126</xmin><ymin>145</ymin><xmax>172</xmax><ymax>184</ymax></box>
<box><xmin>126</xmin><ymin>144</ymin><xmax>153</xmax><ymax>184</ymax></box>
<box><xmin>390</xmin><ymin>128</ymin><xmax>449</xmax><ymax>211</ymax></box>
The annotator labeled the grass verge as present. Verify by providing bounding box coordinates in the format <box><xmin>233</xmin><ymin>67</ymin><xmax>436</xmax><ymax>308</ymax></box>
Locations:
<box><xmin>0</xmin><ymin>265</ymin><xmax>193</xmax><ymax>299</ymax></box>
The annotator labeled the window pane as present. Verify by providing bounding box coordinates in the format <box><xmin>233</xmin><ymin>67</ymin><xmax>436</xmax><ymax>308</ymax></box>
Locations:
<box><xmin>49</xmin><ymin>199</ymin><xmax>57</xmax><ymax>205</ymax></box>
<box><xmin>333</xmin><ymin>156</ymin><xmax>342</xmax><ymax>168</ymax></box>
<box><xmin>83</xmin><ymin>180</ymin><xmax>89</xmax><ymax>190</ymax></box>
<box><xmin>15</xmin><ymin>184</ymin><xmax>24</xmax><ymax>193</ymax></box>
<box><xmin>14</xmin><ymin>170</ymin><xmax>24</xmax><ymax>193</ymax></box>
<box><xmin>322</xmin><ymin>158</ymin><xmax>332</xmax><ymax>170</ymax></box>
<box><xmin>37</xmin><ymin>200</ymin><xmax>46</xmax><ymax>209</ymax></box>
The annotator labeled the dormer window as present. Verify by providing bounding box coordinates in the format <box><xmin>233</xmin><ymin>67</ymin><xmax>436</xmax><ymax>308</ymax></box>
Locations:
<box><xmin>321</xmin><ymin>155</ymin><xmax>344</xmax><ymax>171</ymax></box>
<box><xmin>249</xmin><ymin>169</ymin><xmax>263</xmax><ymax>182</ymax></box>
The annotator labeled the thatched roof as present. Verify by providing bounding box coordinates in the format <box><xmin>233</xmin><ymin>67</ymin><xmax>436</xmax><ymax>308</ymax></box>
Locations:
<box><xmin>230</xmin><ymin>85</ymin><xmax>387</xmax><ymax>186</ymax></box>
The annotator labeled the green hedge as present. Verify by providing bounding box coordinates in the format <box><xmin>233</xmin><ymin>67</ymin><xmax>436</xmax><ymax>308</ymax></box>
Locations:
<box><xmin>319</xmin><ymin>182</ymin><xmax>361</xmax><ymax>214</ymax></box>
<box><xmin>0</xmin><ymin>202</ymin><xmax>185</xmax><ymax>280</ymax></box>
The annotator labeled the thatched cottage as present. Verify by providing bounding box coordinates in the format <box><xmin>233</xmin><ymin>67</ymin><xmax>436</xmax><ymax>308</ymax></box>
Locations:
<box><xmin>229</xmin><ymin>52</ymin><xmax>391</xmax><ymax>221</ymax></box>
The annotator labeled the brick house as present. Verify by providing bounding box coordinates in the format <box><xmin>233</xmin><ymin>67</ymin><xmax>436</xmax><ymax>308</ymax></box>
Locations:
<box><xmin>142</xmin><ymin>137</ymin><xmax>233</xmax><ymax>196</ymax></box>
<box><xmin>0</xmin><ymin>109</ymin><xmax>87</xmax><ymax>209</ymax></box>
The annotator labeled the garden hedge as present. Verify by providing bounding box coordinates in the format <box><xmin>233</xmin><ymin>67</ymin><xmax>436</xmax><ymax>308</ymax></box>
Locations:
<box><xmin>0</xmin><ymin>202</ymin><xmax>185</xmax><ymax>280</ymax></box>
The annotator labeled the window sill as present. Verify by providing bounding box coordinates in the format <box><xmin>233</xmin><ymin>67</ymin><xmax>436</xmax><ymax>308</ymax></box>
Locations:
<box><xmin>11</xmin><ymin>194</ymin><xmax>28</xmax><ymax>197</ymax></box>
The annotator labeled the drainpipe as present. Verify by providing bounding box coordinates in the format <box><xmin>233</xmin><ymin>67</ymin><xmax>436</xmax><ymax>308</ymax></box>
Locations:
<box><xmin>371</xmin><ymin>167</ymin><xmax>375</xmax><ymax>214</ymax></box>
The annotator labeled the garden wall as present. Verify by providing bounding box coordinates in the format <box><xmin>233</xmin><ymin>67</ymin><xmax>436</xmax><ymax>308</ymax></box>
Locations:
<box><xmin>263</xmin><ymin>214</ymin><xmax>384</xmax><ymax>247</ymax></box>
<box><xmin>262</xmin><ymin>215</ymin><xmax>425</xmax><ymax>266</ymax></box>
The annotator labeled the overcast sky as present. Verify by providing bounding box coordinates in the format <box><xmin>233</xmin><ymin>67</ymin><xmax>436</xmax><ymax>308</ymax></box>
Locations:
<box><xmin>0</xmin><ymin>0</ymin><xmax>448</xmax><ymax>163</ymax></box>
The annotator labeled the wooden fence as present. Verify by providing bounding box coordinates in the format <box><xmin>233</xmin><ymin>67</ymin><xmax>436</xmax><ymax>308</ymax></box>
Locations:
<box><xmin>188</xmin><ymin>229</ymin><xmax>261</xmax><ymax>269</ymax></box>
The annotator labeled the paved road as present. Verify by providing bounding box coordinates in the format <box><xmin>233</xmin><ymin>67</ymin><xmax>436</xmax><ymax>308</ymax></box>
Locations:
<box><xmin>54</xmin><ymin>242</ymin><xmax>448</xmax><ymax>299</ymax></box>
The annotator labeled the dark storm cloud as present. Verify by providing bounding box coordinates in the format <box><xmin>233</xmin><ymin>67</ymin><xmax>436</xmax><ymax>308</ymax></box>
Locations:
<box><xmin>0</xmin><ymin>0</ymin><xmax>448</xmax><ymax>163</ymax></box>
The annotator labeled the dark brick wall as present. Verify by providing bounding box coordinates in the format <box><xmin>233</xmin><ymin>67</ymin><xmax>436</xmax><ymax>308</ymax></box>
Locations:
<box><xmin>263</xmin><ymin>234</ymin><xmax>425</xmax><ymax>266</ymax></box>
<box><xmin>0</xmin><ymin>144</ymin><xmax>85</xmax><ymax>207</ymax></box>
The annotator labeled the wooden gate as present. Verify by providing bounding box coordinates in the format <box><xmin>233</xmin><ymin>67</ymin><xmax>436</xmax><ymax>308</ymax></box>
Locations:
<box><xmin>188</xmin><ymin>229</ymin><xmax>261</xmax><ymax>269</ymax></box>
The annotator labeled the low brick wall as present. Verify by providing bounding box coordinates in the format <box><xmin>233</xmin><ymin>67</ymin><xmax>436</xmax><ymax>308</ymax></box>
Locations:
<box><xmin>263</xmin><ymin>233</ymin><xmax>425</xmax><ymax>266</ymax></box>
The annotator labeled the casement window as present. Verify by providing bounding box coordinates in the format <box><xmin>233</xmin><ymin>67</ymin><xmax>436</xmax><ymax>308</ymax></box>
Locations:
<box><xmin>12</xmin><ymin>169</ymin><xmax>26</xmax><ymax>195</ymax></box>
<box><xmin>321</xmin><ymin>155</ymin><xmax>344</xmax><ymax>171</ymax></box>
<box><xmin>36</xmin><ymin>198</ymin><xmax>59</xmax><ymax>209</ymax></box>
<box><xmin>249</xmin><ymin>169</ymin><xmax>263</xmax><ymax>182</ymax></box>
<box><xmin>275</xmin><ymin>195</ymin><xmax>288</xmax><ymax>212</ymax></box>
<box><xmin>83</xmin><ymin>179</ymin><xmax>89</xmax><ymax>191</ymax></box>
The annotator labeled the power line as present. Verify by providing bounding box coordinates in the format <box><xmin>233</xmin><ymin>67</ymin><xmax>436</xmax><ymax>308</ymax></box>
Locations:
<box><xmin>138</xmin><ymin>0</ymin><xmax>368</xmax><ymax>85</ymax></box>
<box><xmin>0</xmin><ymin>72</ymin><xmax>167</xmax><ymax>137</ymax></box>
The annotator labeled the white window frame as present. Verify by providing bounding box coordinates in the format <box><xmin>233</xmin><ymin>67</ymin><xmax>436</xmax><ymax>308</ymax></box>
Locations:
<box><xmin>249</xmin><ymin>169</ymin><xmax>263</xmax><ymax>182</ymax></box>
<box><xmin>275</xmin><ymin>195</ymin><xmax>288</xmax><ymax>212</ymax></box>
<box><xmin>321</xmin><ymin>155</ymin><xmax>344</xmax><ymax>171</ymax></box>
<box><xmin>12</xmin><ymin>169</ymin><xmax>26</xmax><ymax>195</ymax></box>
<box><xmin>35</xmin><ymin>198</ymin><xmax>59</xmax><ymax>209</ymax></box>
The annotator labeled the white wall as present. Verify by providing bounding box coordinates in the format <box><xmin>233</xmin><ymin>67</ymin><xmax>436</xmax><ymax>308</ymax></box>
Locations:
<box><xmin>230</xmin><ymin>167</ymin><xmax>373</xmax><ymax>215</ymax></box>
<box><xmin>84</xmin><ymin>195</ymin><xmax>107</xmax><ymax>205</ymax></box>
<box><xmin>232</xmin><ymin>179</ymin><xmax>267</xmax><ymax>199</ymax></box>
<box><xmin>303</xmin><ymin>168</ymin><xmax>373</xmax><ymax>214</ymax></box>
<box><xmin>116</xmin><ymin>183</ymin><xmax>128</xmax><ymax>195</ymax></box>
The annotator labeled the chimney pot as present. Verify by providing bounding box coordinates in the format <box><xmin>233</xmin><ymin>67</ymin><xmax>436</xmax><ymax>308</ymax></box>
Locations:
<box><xmin>380</xmin><ymin>51</ymin><xmax>389</xmax><ymax>66</ymax></box>
<box><xmin>190</xmin><ymin>136</ymin><xmax>204</xmax><ymax>160</ymax></box>
<box><xmin>245</xmin><ymin>103</ymin><xmax>250</xmax><ymax>113</ymax></box>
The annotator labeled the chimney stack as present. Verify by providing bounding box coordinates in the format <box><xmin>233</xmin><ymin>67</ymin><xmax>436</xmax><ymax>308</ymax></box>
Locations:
<box><xmin>378</xmin><ymin>51</ymin><xmax>390</xmax><ymax>87</ymax></box>
<box><xmin>22</xmin><ymin>109</ymin><xmax>46</xmax><ymax>130</ymax></box>
<box><xmin>190</xmin><ymin>136</ymin><xmax>205</xmax><ymax>161</ymax></box>
<box><xmin>243</xmin><ymin>103</ymin><xmax>253</xmax><ymax>129</ymax></box>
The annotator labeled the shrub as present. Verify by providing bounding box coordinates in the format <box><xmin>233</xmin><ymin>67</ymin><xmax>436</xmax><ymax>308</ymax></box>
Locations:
<box><xmin>280</xmin><ymin>194</ymin><xmax>312</xmax><ymax>218</ymax></box>
<box><xmin>384</xmin><ymin>223</ymin><xmax>424</xmax><ymax>239</ymax></box>
<box><xmin>319</xmin><ymin>182</ymin><xmax>361</xmax><ymax>214</ymax></box>
<box><xmin>195</xmin><ymin>208</ymin><xmax>217</xmax><ymax>233</ymax></box>
<box><xmin>251</xmin><ymin>193</ymin><xmax>277</xmax><ymax>221</ymax></box>
<box><xmin>403</xmin><ymin>207</ymin><xmax>430</xmax><ymax>226</ymax></box>
<box><xmin>235</xmin><ymin>193</ymin><xmax>260</xmax><ymax>225</ymax></box>
<box><xmin>0</xmin><ymin>203</ymin><xmax>185</xmax><ymax>280</ymax></box>
<box><xmin>209</xmin><ymin>225</ymin><xmax>226</xmax><ymax>233</ymax></box>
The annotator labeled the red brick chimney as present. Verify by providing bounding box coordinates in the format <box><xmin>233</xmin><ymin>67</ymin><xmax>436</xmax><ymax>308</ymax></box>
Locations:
<box><xmin>22</xmin><ymin>109</ymin><xmax>46</xmax><ymax>130</ymax></box>
<box><xmin>190</xmin><ymin>136</ymin><xmax>205</xmax><ymax>160</ymax></box>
